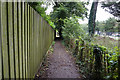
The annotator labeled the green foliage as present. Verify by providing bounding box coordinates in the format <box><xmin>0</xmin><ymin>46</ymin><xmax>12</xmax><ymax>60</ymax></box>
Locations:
<box><xmin>29</xmin><ymin>2</ymin><xmax>55</xmax><ymax>29</ymax></box>
<box><xmin>50</xmin><ymin>5</ymin><xmax>68</xmax><ymax>30</ymax></box>
<box><xmin>62</xmin><ymin>2</ymin><xmax>88</xmax><ymax>18</ymax></box>
<box><xmin>52</xmin><ymin>2</ymin><xmax>88</xmax><ymax>19</ymax></box>
<box><xmin>62</xmin><ymin>17</ymin><xmax>85</xmax><ymax>39</ymax></box>
<box><xmin>104</xmin><ymin>17</ymin><xmax>117</xmax><ymax>32</ymax></box>
<box><xmin>52</xmin><ymin>41</ymin><xmax>55</xmax><ymax>46</ymax></box>
<box><xmin>80</xmin><ymin>24</ymin><xmax>88</xmax><ymax>33</ymax></box>
<box><xmin>50</xmin><ymin>2</ymin><xmax>88</xmax><ymax>37</ymax></box>
<box><xmin>63</xmin><ymin>32</ymin><xmax>119</xmax><ymax>80</ymax></box>
<box><xmin>102</xmin><ymin>1</ymin><xmax>120</xmax><ymax>20</ymax></box>
<box><xmin>51</xmin><ymin>5</ymin><xmax>69</xmax><ymax>20</ymax></box>
<box><xmin>95</xmin><ymin>17</ymin><xmax>118</xmax><ymax>33</ymax></box>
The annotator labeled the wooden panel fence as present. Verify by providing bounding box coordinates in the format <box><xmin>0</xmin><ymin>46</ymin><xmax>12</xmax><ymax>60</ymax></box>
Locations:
<box><xmin>0</xmin><ymin>2</ymin><xmax>54</xmax><ymax>79</ymax></box>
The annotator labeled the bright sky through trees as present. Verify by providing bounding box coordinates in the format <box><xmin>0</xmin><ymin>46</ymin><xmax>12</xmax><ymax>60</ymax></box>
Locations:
<box><xmin>79</xmin><ymin>2</ymin><xmax>114</xmax><ymax>24</ymax></box>
<box><xmin>44</xmin><ymin>1</ymin><xmax>114</xmax><ymax>24</ymax></box>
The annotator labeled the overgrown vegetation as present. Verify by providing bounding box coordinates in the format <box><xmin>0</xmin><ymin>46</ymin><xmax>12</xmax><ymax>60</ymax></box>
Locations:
<box><xmin>61</xmin><ymin>2</ymin><xmax>120</xmax><ymax>79</ymax></box>
<box><xmin>62</xmin><ymin>33</ymin><xmax>120</xmax><ymax>80</ymax></box>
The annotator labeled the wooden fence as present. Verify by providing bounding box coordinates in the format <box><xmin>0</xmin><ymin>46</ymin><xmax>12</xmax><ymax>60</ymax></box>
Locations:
<box><xmin>0</xmin><ymin>2</ymin><xmax>54</xmax><ymax>79</ymax></box>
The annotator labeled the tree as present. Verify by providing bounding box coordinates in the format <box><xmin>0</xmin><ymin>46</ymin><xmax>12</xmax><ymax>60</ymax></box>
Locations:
<box><xmin>51</xmin><ymin>2</ymin><xmax>87</xmax><ymax>38</ymax></box>
<box><xmin>29</xmin><ymin>1</ymin><xmax>88</xmax><ymax>39</ymax></box>
<box><xmin>104</xmin><ymin>18</ymin><xmax>116</xmax><ymax>32</ymax></box>
<box><xmin>101</xmin><ymin>1</ymin><xmax>120</xmax><ymax>21</ymax></box>
<box><xmin>62</xmin><ymin>17</ymin><xmax>85</xmax><ymax>43</ymax></box>
<box><xmin>95</xmin><ymin>18</ymin><xmax>118</xmax><ymax>33</ymax></box>
<box><xmin>95</xmin><ymin>21</ymin><xmax>105</xmax><ymax>32</ymax></box>
<box><xmin>88</xmin><ymin>2</ymin><xmax>98</xmax><ymax>36</ymax></box>
<box><xmin>50</xmin><ymin>5</ymin><xmax>69</xmax><ymax>38</ymax></box>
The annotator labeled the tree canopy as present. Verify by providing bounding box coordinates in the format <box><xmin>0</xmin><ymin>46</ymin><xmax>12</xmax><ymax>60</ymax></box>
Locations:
<box><xmin>101</xmin><ymin>1</ymin><xmax>120</xmax><ymax>21</ymax></box>
<box><xmin>50</xmin><ymin>2</ymin><xmax>88</xmax><ymax>38</ymax></box>
<box><xmin>95</xmin><ymin>17</ymin><xmax>118</xmax><ymax>33</ymax></box>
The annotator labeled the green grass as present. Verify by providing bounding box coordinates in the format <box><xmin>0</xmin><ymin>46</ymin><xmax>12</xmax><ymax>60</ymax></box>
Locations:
<box><xmin>92</xmin><ymin>36</ymin><xmax>119</xmax><ymax>50</ymax></box>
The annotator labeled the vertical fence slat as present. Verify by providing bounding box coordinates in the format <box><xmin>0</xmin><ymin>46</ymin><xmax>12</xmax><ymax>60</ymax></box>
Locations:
<box><xmin>21</xmin><ymin>2</ymin><xmax>25</xmax><ymax>78</ymax></box>
<box><xmin>43</xmin><ymin>20</ymin><xmax>45</xmax><ymax>54</ymax></box>
<box><xmin>36</xmin><ymin>14</ymin><xmax>39</xmax><ymax>69</ymax></box>
<box><xmin>0</xmin><ymin>1</ymin><xmax>2</xmax><ymax>79</ymax></box>
<box><xmin>14</xmin><ymin>2</ymin><xmax>19</xmax><ymax>78</ymax></box>
<box><xmin>40</xmin><ymin>17</ymin><xmax>43</xmax><ymax>62</ymax></box>
<box><xmin>18</xmin><ymin>2</ymin><xmax>22</xmax><ymax>78</ymax></box>
<box><xmin>27</xmin><ymin>4</ymin><xmax>30</xmax><ymax>78</ymax></box>
<box><xmin>29</xmin><ymin>6</ymin><xmax>33</xmax><ymax>78</ymax></box>
<box><xmin>39</xmin><ymin>16</ymin><xmax>42</xmax><ymax>63</ymax></box>
<box><xmin>24</xmin><ymin>3</ymin><xmax>28</xmax><ymax>78</ymax></box>
<box><xmin>8</xmin><ymin>2</ymin><xmax>15</xmax><ymax>78</ymax></box>
<box><xmin>1</xmin><ymin>2</ymin><xmax>9</xmax><ymax>78</ymax></box>
<box><xmin>34</xmin><ymin>11</ymin><xmax>37</xmax><ymax>74</ymax></box>
<box><xmin>31</xmin><ymin>8</ymin><xmax>34</xmax><ymax>77</ymax></box>
<box><xmin>33</xmin><ymin>10</ymin><xmax>35</xmax><ymax>75</ymax></box>
<box><xmin>29</xmin><ymin>6</ymin><xmax>32</xmax><ymax>78</ymax></box>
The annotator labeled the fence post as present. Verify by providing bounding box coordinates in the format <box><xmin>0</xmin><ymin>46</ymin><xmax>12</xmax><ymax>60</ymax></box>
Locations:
<box><xmin>79</xmin><ymin>40</ymin><xmax>84</xmax><ymax>61</ymax></box>
<box><xmin>90</xmin><ymin>51</ymin><xmax>93</xmax><ymax>73</ymax></box>
<box><xmin>118</xmin><ymin>55</ymin><xmax>120</xmax><ymax>80</ymax></box>
<box><xmin>93</xmin><ymin>46</ymin><xmax>102</xmax><ymax>79</ymax></box>
<box><xmin>80</xmin><ymin>47</ymin><xmax>84</xmax><ymax>61</ymax></box>
<box><xmin>104</xmin><ymin>52</ymin><xmax>106</xmax><ymax>76</ymax></box>
<box><xmin>74</xmin><ymin>40</ymin><xmax>79</xmax><ymax>55</ymax></box>
<box><xmin>107</xmin><ymin>52</ymin><xmax>110</xmax><ymax>74</ymax></box>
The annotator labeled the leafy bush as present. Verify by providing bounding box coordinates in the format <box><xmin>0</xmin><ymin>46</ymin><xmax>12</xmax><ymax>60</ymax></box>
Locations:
<box><xmin>29</xmin><ymin>2</ymin><xmax>56</xmax><ymax>29</ymax></box>
<box><xmin>62</xmin><ymin>17</ymin><xmax>85</xmax><ymax>39</ymax></box>
<box><xmin>62</xmin><ymin>28</ymin><xmax>119</xmax><ymax>79</ymax></box>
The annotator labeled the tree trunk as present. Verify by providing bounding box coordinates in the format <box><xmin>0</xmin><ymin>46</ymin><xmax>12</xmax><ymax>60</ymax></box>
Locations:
<box><xmin>88</xmin><ymin>2</ymin><xmax>98</xmax><ymax>36</ymax></box>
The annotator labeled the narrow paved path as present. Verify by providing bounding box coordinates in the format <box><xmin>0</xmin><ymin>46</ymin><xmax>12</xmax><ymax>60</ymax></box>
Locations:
<box><xmin>37</xmin><ymin>40</ymin><xmax>82</xmax><ymax>78</ymax></box>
